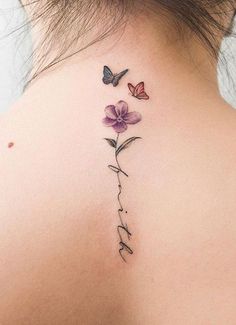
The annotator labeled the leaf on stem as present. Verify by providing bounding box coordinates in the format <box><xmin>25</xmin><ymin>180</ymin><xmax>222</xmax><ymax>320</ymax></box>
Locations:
<box><xmin>104</xmin><ymin>138</ymin><xmax>117</xmax><ymax>148</ymax></box>
<box><xmin>116</xmin><ymin>137</ymin><xmax>142</xmax><ymax>156</ymax></box>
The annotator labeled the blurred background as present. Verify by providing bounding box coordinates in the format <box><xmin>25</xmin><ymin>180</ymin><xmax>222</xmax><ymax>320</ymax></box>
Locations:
<box><xmin>0</xmin><ymin>0</ymin><xmax>235</xmax><ymax>113</ymax></box>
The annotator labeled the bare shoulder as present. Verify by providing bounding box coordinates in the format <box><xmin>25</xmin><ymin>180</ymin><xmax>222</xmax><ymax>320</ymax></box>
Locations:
<box><xmin>0</xmin><ymin>102</ymin><xmax>123</xmax><ymax>324</ymax></box>
<box><xmin>134</xmin><ymin>101</ymin><xmax>236</xmax><ymax>324</ymax></box>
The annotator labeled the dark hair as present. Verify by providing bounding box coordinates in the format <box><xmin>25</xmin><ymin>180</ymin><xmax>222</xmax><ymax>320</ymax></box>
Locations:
<box><xmin>19</xmin><ymin>0</ymin><xmax>235</xmax><ymax>84</ymax></box>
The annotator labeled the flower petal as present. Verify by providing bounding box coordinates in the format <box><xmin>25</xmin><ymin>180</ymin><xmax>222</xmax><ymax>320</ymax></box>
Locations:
<box><xmin>115</xmin><ymin>101</ymin><xmax>128</xmax><ymax>117</ymax></box>
<box><xmin>103</xmin><ymin>117</ymin><xmax>117</xmax><ymax>126</ymax></box>
<box><xmin>113</xmin><ymin>121</ymin><xmax>128</xmax><ymax>133</ymax></box>
<box><xmin>123</xmin><ymin>111</ymin><xmax>142</xmax><ymax>124</ymax></box>
<box><xmin>105</xmin><ymin>105</ymin><xmax>118</xmax><ymax>119</ymax></box>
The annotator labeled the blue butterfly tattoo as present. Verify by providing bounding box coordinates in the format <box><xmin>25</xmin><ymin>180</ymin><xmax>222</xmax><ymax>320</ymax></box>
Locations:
<box><xmin>102</xmin><ymin>66</ymin><xmax>129</xmax><ymax>87</ymax></box>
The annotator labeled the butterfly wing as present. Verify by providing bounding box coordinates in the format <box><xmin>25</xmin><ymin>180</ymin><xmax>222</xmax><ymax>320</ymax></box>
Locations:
<box><xmin>137</xmin><ymin>92</ymin><xmax>150</xmax><ymax>100</ymax></box>
<box><xmin>135</xmin><ymin>82</ymin><xmax>149</xmax><ymax>100</ymax></box>
<box><xmin>128</xmin><ymin>83</ymin><xmax>135</xmax><ymax>95</ymax></box>
<box><xmin>103</xmin><ymin>66</ymin><xmax>114</xmax><ymax>85</ymax></box>
<box><xmin>134</xmin><ymin>82</ymin><xmax>144</xmax><ymax>96</ymax></box>
<box><xmin>112</xmin><ymin>69</ymin><xmax>129</xmax><ymax>87</ymax></box>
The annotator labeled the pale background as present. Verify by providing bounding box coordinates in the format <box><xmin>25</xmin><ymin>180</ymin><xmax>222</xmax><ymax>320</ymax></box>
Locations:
<box><xmin>0</xmin><ymin>0</ymin><xmax>235</xmax><ymax>113</ymax></box>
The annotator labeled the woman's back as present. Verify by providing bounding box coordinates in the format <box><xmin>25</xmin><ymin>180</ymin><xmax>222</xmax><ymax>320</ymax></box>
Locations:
<box><xmin>0</xmin><ymin>62</ymin><xmax>236</xmax><ymax>324</ymax></box>
<box><xmin>1</xmin><ymin>1</ymin><xmax>236</xmax><ymax>324</ymax></box>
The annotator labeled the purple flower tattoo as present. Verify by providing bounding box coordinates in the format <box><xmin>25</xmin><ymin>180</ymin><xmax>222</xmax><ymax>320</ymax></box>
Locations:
<box><xmin>103</xmin><ymin>100</ymin><xmax>142</xmax><ymax>263</ymax></box>
<box><xmin>103</xmin><ymin>100</ymin><xmax>142</xmax><ymax>133</ymax></box>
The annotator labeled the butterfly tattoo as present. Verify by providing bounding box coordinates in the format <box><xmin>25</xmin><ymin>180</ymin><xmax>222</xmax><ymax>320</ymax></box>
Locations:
<box><xmin>128</xmin><ymin>82</ymin><xmax>150</xmax><ymax>100</ymax></box>
<box><xmin>103</xmin><ymin>66</ymin><xmax>129</xmax><ymax>87</ymax></box>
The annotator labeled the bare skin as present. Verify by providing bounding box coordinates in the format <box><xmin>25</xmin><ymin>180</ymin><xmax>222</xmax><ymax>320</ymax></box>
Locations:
<box><xmin>0</xmin><ymin>11</ymin><xmax>236</xmax><ymax>325</ymax></box>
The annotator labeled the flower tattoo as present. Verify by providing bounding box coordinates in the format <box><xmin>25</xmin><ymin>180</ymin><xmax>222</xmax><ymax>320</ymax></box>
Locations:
<box><xmin>103</xmin><ymin>100</ymin><xmax>142</xmax><ymax>262</ymax></box>
<box><xmin>103</xmin><ymin>100</ymin><xmax>142</xmax><ymax>133</ymax></box>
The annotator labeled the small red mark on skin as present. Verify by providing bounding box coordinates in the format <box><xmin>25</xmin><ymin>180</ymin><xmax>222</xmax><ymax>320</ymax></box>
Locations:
<box><xmin>8</xmin><ymin>142</ymin><xmax>14</xmax><ymax>148</ymax></box>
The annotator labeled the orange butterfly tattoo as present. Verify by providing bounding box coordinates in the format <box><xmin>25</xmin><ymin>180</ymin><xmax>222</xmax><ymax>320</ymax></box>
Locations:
<box><xmin>128</xmin><ymin>82</ymin><xmax>149</xmax><ymax>100</ymax></box>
